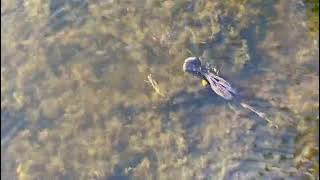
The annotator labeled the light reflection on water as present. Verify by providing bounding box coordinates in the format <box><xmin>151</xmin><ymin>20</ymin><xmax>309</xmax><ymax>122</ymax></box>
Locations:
<box><xmin>1</xmin><ymin>0</ymin><xmax>319</xmax><ymax>179</ymax></box>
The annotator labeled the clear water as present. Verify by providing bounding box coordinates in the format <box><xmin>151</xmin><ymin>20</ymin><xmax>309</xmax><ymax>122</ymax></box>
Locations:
<box><xmin>1</xmin><ymin>0</ymin><xmax>319</xmax><ymax>179</ymax></box>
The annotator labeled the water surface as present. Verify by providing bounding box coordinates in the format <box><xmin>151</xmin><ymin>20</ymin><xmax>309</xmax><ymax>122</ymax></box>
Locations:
<box><xmin>1</xmin><ymin>0</ymin><xmax>319</xmax><ymax>179</ymax></box>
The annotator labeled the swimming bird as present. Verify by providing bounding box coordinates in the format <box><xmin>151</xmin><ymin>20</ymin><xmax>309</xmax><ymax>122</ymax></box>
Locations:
<box><xmin>183</xmin><ymin>57</ymin><xmax>276</xmax><ymax>127</ymax></box>
<box><xmin>183</xmin><ymin>57</ymin><xmax>237</xmax><ymax>100</ymax></box>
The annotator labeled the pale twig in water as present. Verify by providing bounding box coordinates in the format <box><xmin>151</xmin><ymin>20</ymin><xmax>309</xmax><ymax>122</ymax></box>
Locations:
<box><xmin>145</xmin><ymin>74</ymin><xmax>165</xmax><ymax>97</ymax></box>
<box><xmin>186</xmin><ymin>48</ymin><xmax>194</xmax><ymax>57</ymax></box>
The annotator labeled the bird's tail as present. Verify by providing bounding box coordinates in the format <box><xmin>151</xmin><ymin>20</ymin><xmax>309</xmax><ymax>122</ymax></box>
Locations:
<box><xmin>240</xmin><ymin>102</ymin><xmax>278</xmax><ymax>128</ymax></box>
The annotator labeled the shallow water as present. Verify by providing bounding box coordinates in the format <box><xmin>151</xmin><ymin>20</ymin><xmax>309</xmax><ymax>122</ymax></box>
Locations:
<box><xmin>1</xmin><ymin>0</ymin><xmax>319</xmax><ymax>179</ymax></box>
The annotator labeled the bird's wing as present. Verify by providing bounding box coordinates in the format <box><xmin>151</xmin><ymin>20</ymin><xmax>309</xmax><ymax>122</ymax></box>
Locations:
<box><xmin>203</xmin><ymin>73</ymin><xmax>234</xmax><ymax>100</ymax></box>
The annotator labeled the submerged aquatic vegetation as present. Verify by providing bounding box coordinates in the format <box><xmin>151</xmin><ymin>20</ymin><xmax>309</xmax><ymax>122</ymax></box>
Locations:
<box><xmin>233</xmin><ymin>39</ymin><xmax>250</xmax><ymax>72</ymax></box>
<box><xmin>305</xmin><ymin>0</ymin><xmax>319</xmax><ymax>38</ymax></box>
<box><xmin>1</xmin><ymin>0</ymin><xmax>319</xmax><ymax>179</ymax></box>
